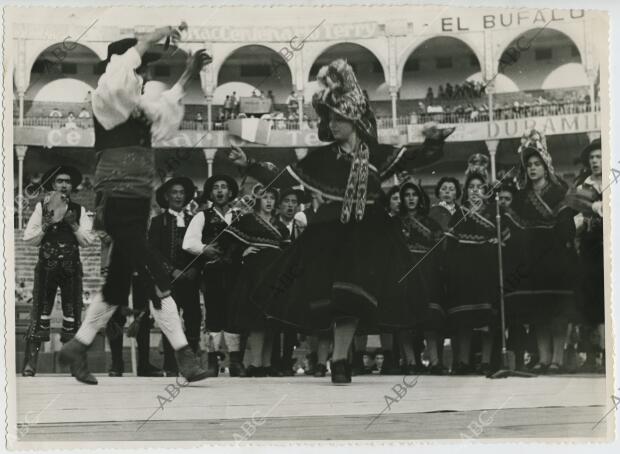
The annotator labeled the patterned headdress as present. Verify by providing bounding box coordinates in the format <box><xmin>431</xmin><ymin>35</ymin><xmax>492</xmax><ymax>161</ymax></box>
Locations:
<box><xmin>312</xmin><ymin>59</ymin><xmax>377</xmax><ymax>223</ymax></box>
<box><xmin>517</xmin><ymin>129</ymin><xmax>558</xmax><ymax>187</ymax></box>
<box><xmin>312</xmin><ymin>59</ymin><xmax>377</xmax><ymax>144</ymax></box>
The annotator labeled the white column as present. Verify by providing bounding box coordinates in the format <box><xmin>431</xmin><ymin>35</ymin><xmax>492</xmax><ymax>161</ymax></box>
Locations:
<box><xmin>18</xmin><ymin>91</ymin><xmax>25</xmax><ymax>127</ymax></box>
<box><xmin>206</xmin><ymin>94</ymin><xmax>213</xmax><ymax>131</ymax></box>
<box><xmin>203</xmin><ymin>148</ymin><xmax>217</xmax><ymax>178</ymax></box>
<box><xmin>486</xmin><ymin>81</ymin><xmax>495</xmax><ymax>123</ymax></box>
<box><xmin>586</xmin><ymin>68</ymin><xmax>598</xmax><ymax>113</ymax></box>
<box><xmin>389</xmin><ymin>88</ymin><xmax>398</xmax><ymax>129</ymax></box>
<box><xmin>485</xmin><ymin>140</ymin><xmax>500</xmax><ymax>182</ymax></box>
<box><xmin>296</xmin><ymin>91</ymin><xmax>304</xmax><ymax>130</ymax></box>
<box><xmin>16</xmin><ymin>145</ymin><xmax>28</xmax><ymax>229</ymax></box>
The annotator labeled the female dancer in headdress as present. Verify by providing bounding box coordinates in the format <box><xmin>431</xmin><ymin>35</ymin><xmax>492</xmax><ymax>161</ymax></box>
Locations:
<box><xmin>227</xmin><ymin>59</ymin><xmax>453</xmax><ymax>383</ymax></box>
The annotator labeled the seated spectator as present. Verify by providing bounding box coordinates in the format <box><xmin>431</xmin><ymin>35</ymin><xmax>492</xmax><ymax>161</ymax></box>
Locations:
<box><xmin>195</xmin><ymin>112</ymin><xmax>204</xmax><ymax>130</ymax></box>
<box><xmin>49</xmin><ymin>107</ymin><xmax>62</xmax><ymax>118</ymax></box>
<box><xmin>78</xmin><ymin>107</ymin><xmax>91</xmax><ymax>119</ymax></box>
<box><xmin>426</xmin><ymin>86</ymin><xmax>435</xmax><ymax>103</ymax></box>
<box><xmin>267</xmin><ymin>90</ymin><xmax>275</xmax><ymax>107</ymax></box>
<box><xmin>64</xmin><ymin>112</ymin><xmax>77</xmax><ymax>129</ymax></box>
<box><xmin>286</xmin><ymin>90</ymin><xmax>298</xmax><ymax>115</ymax></box>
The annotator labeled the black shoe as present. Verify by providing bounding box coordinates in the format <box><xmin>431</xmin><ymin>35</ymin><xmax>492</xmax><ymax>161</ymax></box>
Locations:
<box><xmin>22</xmin><ymin>364</ymin><xmax>36</xmax><ymax>377</ymax></box>
<box><xmin>175</xmin><ymin>345</ymin><xmax>209</xmax><ymax>383</ymax></box>
<box><xmin>206</xmin><ymin>352</ymin><xmax>219</xmax><ymax>378</ymax></box>
<box><xmin>228</xmin><ymin>351</ymin><xmax>246</xmax><ymax>377</ymax></box>
<box><xmin>108</xmin><ymin>368</ymin><xmax>123</xmax><ymax>377</ymax></box>
<box><xmin>531</xmin><ymin>362</ymin><xmax>549</xmax><ymax>374</ymax></box>
<box><xmin>330</xmin><ymin>359</ymin><xmax>352</xmax><ymax>384</ymax></box>
<box><xmin>59</xmin><ymin>338</ymin><xmax>98</xmax><ymax>385</ymax></box>
<box><xmin>245</xmin><ymin>365</ymin><xmax>266</xmax><ymax>377</ymax></box>
<box><xmin>304</xmin><ymin>352</ymin><xmax>318</xmax><ymax>375</ymax></box>
<box><xmin>137</xmin><ymin>363</ymin><xmax>165</xmax><ymax>377</ymax></box>
<box><xmin>266</xmin><ymin>366</ymin><xmax>283</xmax><ymax>377</ymax></box>
<box><xmin>379</xmin><ymin>351</ymin><xmax>401</xmax><ymax>375</ymax></box>
<box><xmin>451</xmin><ymin>362</ymin><xmax>474</xmax><ymax>376</ymax></box>
<box><xmin>428</xmin><ymin>364</ymin><xmax>446</xmax><ymax>375</ymax></box>
<box><xmin>475</xmin><ymin>362</ymin><xmax>492</xmax><ymax>376</ymax></box>
<box><xmin>313</xmin><ymin>363</ymin><xmax>327</xmax><ymax>377</ymax></box>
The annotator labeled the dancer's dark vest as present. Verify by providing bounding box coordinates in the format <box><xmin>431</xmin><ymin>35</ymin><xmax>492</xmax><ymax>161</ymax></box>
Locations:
<box><xmin>92</xmin><ymin>113</ymin><xmax>155</xmax><ymax>199</ymax></box>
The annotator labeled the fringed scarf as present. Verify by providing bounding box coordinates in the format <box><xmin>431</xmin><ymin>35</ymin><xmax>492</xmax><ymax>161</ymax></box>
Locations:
<box><xmin>340</xmin><ymin>142</ymin><xmax>370</xmax><ymax>223</ymax></box>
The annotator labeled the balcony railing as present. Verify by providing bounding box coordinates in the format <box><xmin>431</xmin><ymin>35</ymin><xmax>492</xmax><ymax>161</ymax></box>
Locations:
<box><xmin>17</xmin><ymin>100</ymin><xmax>600</xmax><ymax>132</ymax></box>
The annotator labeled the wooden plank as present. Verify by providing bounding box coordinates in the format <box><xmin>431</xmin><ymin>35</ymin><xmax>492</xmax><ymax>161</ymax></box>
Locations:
<box><xmin>18</xmin><ymin>407</ymin><xmax>608</xmax><ymax>441</ymax></box>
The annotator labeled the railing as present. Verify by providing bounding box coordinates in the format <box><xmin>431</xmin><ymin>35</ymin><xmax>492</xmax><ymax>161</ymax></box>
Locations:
<box><xmin>16</xmin><ymin>100</ymin><xmax>601</xmax><ymax>132</ymax></box>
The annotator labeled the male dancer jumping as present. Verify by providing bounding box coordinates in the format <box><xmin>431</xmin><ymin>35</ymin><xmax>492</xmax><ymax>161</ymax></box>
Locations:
<box><xmin>59</xmin><ymin>26</ymin><xmax>212</xmax><ymax>384</ymax></box>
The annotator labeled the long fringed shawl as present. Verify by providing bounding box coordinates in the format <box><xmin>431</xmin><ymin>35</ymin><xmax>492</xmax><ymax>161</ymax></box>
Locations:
<box><xmin>224</xmin><ymin>212</ymin><xmax>289</xmax><ymax>250</ymax></box>
<box><xmin>340</xmin><ymin>142</ymin><xmax>370</xmax><ymax>223</ymax></box>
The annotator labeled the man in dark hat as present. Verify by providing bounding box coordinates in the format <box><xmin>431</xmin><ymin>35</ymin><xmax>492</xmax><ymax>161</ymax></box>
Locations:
<box><xmin>22</xmin><ymin>165</ymin><xmax>94</xmax><ymax>376</ymax></box>
<box><xmin>149</xmin><ymin>176</ymin><xmax>202</xmax><ymax>376</ymax></box>
<box><xmin>59</xmin><ymin>27</ymin><xmax>212</xmax><ymax>384</ymax></box>
<box><xmin>183</xmin><ymin>174</ymin><xmax>244</xmax><ymax>377</ymax></box>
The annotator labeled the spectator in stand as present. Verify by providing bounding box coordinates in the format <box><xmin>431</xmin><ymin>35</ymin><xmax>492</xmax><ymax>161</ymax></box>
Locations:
<box><xmin>286</xmin><ymin>90</ymin><xmax>298</xmax><ymax>116</ymax></box>
<box><xmin>217</xmin><ymin>108</ymin><xmax>225</xmax><ymax>122</ymax></box>
<box><xmin>65</xmin><ymin>112</ymin><xmax>77</xmax><ymax>129</ymax></box>
<box><xmin>267</xmin><ymin>90</ymin><xmax>275</xmax><ymax>108</ymax></box>
<box><xmin>195</xmin><ymin>112</ymin><xmax>204</xmax><ymax>130</ymax></box>
<box><xmin>84</xmin><ymin>91</ymin><xmax>92</xmax><ymax>104</ymax></box>
<box><xmin>426</xmin><ymin>87</ymin><xmax>434</xmax><ymax>104</ymax></box>
<box><xmin>445</xmin><ymin>83</ymin><xmax>453</xmax><ymax>99</ymax></box>
<box><xmin>81</xmin><ymin>176</ymin><xmax>93</xmax><ymax>191</ymax></box>
<box><xmin>78</xmin><ymin>107</ymin><xmax>91</xmax><ymax>119</ymax></box>
<box><xmin>223</xmin><ymin>95</ymin><xmax>233</xmax><ymax>119</ymax></box>
<box><xmin>16</xmin><ymin>280</ymin><xmax>29</xmax><ymax>304</ymax></box>
<box><xmin>231</xmin><ymin>91</ymin><xmax>238</xmax><ymax>116</ymax></box>
<box><xmin>49</xmin><ymin>107</ymin><xmax>63</xmax><ymax>118</ymax></box>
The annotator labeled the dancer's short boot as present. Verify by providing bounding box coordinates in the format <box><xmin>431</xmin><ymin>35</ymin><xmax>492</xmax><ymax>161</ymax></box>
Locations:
<box><xmin>58</xmin><ymin>338</ymin><xmax>98</xmax><ymax>385</ymax></box>
<box><xmin>175</xmin><ymin>345</ymin><xmax>209</xmax><ymax>382</ymax></box>
<box><xmin>228</xmin><ymin>351</ymin><xmax>246</xmax><ymax>377</ymax></box>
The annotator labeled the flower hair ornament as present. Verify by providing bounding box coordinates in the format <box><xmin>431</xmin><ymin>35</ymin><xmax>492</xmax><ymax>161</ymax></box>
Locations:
<box><xmin>517</xmin><ymin>129</ymin><xmax>558</xmax><ymax>188</ymax></box>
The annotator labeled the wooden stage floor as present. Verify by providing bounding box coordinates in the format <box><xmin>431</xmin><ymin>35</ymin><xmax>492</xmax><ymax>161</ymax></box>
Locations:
<box><xmin>15</xmin><ymin>373</ymin><xmax>610</xmax><ymax>443</ymax></box>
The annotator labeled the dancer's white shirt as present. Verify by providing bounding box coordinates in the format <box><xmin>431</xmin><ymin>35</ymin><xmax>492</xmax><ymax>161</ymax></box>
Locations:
<box><xmin>91</xmin><ymin>46</ymin><xmax>185</xmax><ymax>142</ymax></box>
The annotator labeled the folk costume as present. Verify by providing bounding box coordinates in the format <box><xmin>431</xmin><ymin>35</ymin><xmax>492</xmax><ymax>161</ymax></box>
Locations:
<box><xmin>60</xmin><ymin>38</ymin><xmax>208</xmax><ymax>384</ymax></box>
<box><xmin>503</xmin><ymin>131</ymin><xmax>579</xmax><ymax>324</ymax></box>
<box><xmin>149</xmin><ymin>177</ymin><xmax>202</xmax><ymax>375</ymax></box>
<box><xmin>572</xmin><ymin>139</ymin><xmax>604</xmax><ymax>325</ymax></box>
<box><xmin>444</xmin><ymin>156</ymin><xmax>510</xmax><ymax>328</ymax></box>
<box><xmin>224</xmin><ymin>207</ymin><xmax>291</xmax><ymax>333</ymax></box>
<box><xmin>22</xmin><ymin>166</ymin><xmax>93</xmax><ymax>376</ymax></box>
<box><xmin>271</xmin><ymin>186</ymin><xmax>309</xmax><ymax>375</ymax></box>
<box><xmin>243</xmin><ymin>59</ymin><xmax>453</xmax><ymax>333</ymax></box>
<box><xmin>569</xmin><ymin>139</ymin><xmax>604</xmax><ymax>372</ymax></box>
<box><xmin>182</xmin><ymin>174</ymin><xmax>244</xmax><ymax>376</ymax></box>
<box><xmin>397</xmin><ymin>181</ymin><xmax>445</xmax><ymax>329</ymax></box>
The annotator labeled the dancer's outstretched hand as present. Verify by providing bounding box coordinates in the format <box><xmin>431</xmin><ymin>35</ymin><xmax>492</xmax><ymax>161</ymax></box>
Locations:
<box><xmin>186</xmin><ymin>49</ymin><xmax>212</xmax><ymax>75</ymax></box>
<box><xmin>229</xmin><ymin>144</ymin><xmax>248</xmax><ymax>168</ymax></box>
